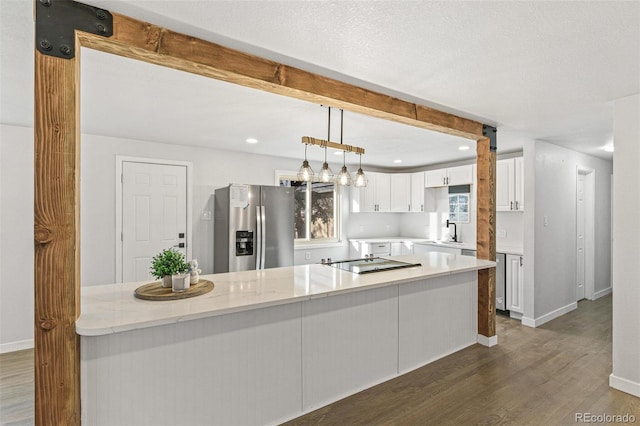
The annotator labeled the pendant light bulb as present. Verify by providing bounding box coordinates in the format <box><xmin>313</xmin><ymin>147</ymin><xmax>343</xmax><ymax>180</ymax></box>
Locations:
<box><xmin>297</xmin><ymin>144</ymin><xmax>315</xmax><ymax>182</ymax></box>
<box><xmin>318</xmin><ymin>161</ymin><xmax>334</xmax><ymax>183</ymax></box>
<box><xmin>337</xmin><ymin>165</ymin><xmax>352</xmax><ymax>186</ymax></box>
<box><xmin>354</xmin><ymin>154</ymin><xmax>367</xmax><ymax>188</ymax></box>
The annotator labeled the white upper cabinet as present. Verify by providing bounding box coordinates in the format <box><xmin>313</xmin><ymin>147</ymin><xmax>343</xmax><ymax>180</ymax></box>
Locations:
<box><xmin>390</xmin><ymin>173</ymin><xmax>411</xmax><ymax>212</ymax></box>
<box><xmin>425</xmin><ymin>169</ymin><xmax>448</xmax><ymax>187</ymax></box>
<box><xmin>352</xmin><ymin>172</ymin><xmax>391</xmax><ymax>212</ymax></box>
<box><xmin>353</xmin><ymin>172</ymin><xmax>426</xmax><ymax>213</ymax></box>
<box><xmin>447</xmin><ymin>165</ymin><xmax>474</xmax><ymax>186</ymax></box>
<box><xmin>424</xmin><ymin>165</ymin><xmax>473</xmax><ymax>187</ymax></box>
<box><xmin>496</xmin><ymin>157</ymin><xmax>524</xmax><ymax>212</ymax></box>
<box><xmin>410</xmin><ymin>172</ymin><xmax>425</xmax><ymax>212</ymax></box>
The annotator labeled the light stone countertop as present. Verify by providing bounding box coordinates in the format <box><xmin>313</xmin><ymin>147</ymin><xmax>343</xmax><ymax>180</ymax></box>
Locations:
<box><xmin>76</xmin><ymin>253</ymin><xmax>495</xmax><ymax>337</ymax></box>
<box><xmin>350</xmin><ymin>237</ymin><xmax>524</xmax><ymax>255</ymax></box>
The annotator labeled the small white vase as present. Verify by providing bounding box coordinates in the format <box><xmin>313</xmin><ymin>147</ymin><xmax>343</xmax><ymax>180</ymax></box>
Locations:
<box><xmin>190</xmin><ymin>271</ymin><xmax>200</xmax><ymax>285</ymax></box>
<box><xmin>172</xmin><ymin>273</ymin><xmax>190</xmax><ymax>292</ymax></box>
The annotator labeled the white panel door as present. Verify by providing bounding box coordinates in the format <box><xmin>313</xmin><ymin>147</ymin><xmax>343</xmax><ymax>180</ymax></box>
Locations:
<box><xmin>122</xmin><ymin>162</ymin><xmax>187</xmax><ymax>282</ymax></box>
<box><xmin>576</xmin><ymin>173</ymin><xmax>586</xmax><ymax>300</ymax></box>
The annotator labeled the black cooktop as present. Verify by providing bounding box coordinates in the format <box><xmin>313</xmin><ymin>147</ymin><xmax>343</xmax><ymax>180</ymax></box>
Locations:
<box><xmin>325</xmin><ymin>257</ymin><xmax>422</xmax><ymax>274</ymax></box>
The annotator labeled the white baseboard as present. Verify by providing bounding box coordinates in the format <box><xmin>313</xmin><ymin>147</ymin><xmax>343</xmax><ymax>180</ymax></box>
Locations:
<box><xmin>521</xmin><ymin>302</ymin><xmax>578</xmax><ymax>328</ymax></box>
<box><xmin>609</xmin><ymin>374</ymin><xmax>640</xmax><ymax>398</ymax></box>
<box><xmin>521</xmin><ymin>316</ymin><xmax>536</xmax><ymax>327</ymax></box>
<box><xmin>477</xmin><ymin>334</ymin><xmax>498</xmax><ymax>347</ymax></box>
<box><xmin>593</xmin><ymin>287</ymin><xmax>612</xmax><ymax>300</ymax></box>
<box><xmin>0</xmin><ymin>339</ymin><xmax>34</xmax><ymax>354</ymax></box>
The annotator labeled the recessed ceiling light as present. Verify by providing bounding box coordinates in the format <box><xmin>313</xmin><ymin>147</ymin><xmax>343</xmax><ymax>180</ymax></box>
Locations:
<box><xmin>245</xmin><ymin>138</ymin><xmax>259</xmax><ymax>144</ymax></box>
<box><xmin>603</xmin><ymin>145</ymin><xmax>614</xmax><ymax>152</ymax></box>
<box><xmin>393</xmin><ymin>159</ymin><xmax>403</xmax><ymax>164</ymax></box>
<box><xmin>458</xmin><ymin>145</ymin><xmax>470</xmax><ymax>151</ymax></box>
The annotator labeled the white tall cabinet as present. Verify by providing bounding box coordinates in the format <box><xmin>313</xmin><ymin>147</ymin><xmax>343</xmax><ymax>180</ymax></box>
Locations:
<box><xmin>496</xmin><ymin>157</ymin><xmax>524</xmax><ymax>212</ymax></box>
<box><xmin>507</xmin><ymin>254</ymin><xmax>524</xmax><ymax>313</ymax></box>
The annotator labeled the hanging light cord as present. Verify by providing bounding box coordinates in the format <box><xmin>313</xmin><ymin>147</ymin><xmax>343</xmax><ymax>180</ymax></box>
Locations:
<box><xmin>341</xmin><ymin>109</ymin><xmax>345</xmax><ymax>165</ymax></box>
<box><xmin>326</xmin><ymin>106</ymin><xmax>331</xmax><ymax>163</ymax></box>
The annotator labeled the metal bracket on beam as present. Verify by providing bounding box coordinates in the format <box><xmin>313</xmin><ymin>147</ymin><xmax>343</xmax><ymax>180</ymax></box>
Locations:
<box><xmin>35</xmin><ymin>0</ymin><xmax>112</xmax><ymax>59</ymax></box>
<box><xmin>482</xmin><ymin>125</ymin><xmax>497</xmax><ymax>152</ymax></box>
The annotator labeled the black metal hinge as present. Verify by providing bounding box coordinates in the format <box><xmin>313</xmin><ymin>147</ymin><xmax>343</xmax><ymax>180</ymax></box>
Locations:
<box><xmin>482</xmin><ymin>124</ymin><xmax>497</xmax><ymax>152</ymax></box>
<box><xmin>35</xmin><ymin>0</ymin><xmax>113</xmax><ymax>59</ymax></box>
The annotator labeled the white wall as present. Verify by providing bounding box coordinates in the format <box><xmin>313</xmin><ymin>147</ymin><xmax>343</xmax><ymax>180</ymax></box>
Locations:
<box><xmin>528</xmin><ymin>141</ymin><xmax>613</xmax><ymax>323</ymax></box>
<box><xmin>610</xmin><ymin>93</ymin><xmax>640</xmax><ymax>397</ymax></box>
<box><xmin>0</xmin><ymin>125</ymin><xmax>34</xmax><ymax>353</ymax></box>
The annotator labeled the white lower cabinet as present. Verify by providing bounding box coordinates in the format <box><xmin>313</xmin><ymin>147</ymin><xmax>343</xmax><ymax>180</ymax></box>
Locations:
<box><xmin>506</xmin><ymin>254</ymin><xmax>524</xmax><ymax>313</ymax></box>
<box><xmin>391</xmin><ymin>241</ymin><xmax>414</xmax><ymax>256</ymax></box>
<box><xmin>351</xmin><ymin>241</ymin><xmax>392</xmax><ymax>257</ymax></box>
<box><xmin>412</xmin><ymin>243</ymin><xmax>462</xmax><ymax>256</ymax></box>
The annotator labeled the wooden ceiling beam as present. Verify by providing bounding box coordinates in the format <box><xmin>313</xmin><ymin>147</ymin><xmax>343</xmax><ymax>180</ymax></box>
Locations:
<box><xmin>76</xmin><ymin>13</ymin><xmax>484</xmax><ymax>140</ymax></box>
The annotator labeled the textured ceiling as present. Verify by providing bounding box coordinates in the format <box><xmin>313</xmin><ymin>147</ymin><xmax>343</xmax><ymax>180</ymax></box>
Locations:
<box><xmin>2</xmin><ymin>0</ymin><xmax>638</xmax><ymax>167</ymax></box>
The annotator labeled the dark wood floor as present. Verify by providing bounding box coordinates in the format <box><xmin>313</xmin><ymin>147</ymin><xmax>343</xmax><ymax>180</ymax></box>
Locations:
<box><xmin>0</xmin><ymin>347</ymin><xmax>33</xmax><ymax>425</ymax></box>
<box><xmin>286</xmin><ymin>295</ymin><xmax>639</xmax><ymax>425</ymax></box>
<box><xmin>0</xmin><ymin>295</ymin><xmax>637</xmax><ymax>425</ymax></box>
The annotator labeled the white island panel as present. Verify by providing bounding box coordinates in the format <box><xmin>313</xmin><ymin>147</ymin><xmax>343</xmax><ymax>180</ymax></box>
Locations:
<box><xmin>398</xmin><ymin>271</ymin><xmax>477</xmax><ymax>373</ymax></box>
<box><xmin>301</xmin><ymin>285</ymin><xmax>398</xmax><ymax>411</ymax></box>
<box><xmin>81</xmin><ymin>302</ymin><xmax>303</xmax><ymax>426</ymax></box>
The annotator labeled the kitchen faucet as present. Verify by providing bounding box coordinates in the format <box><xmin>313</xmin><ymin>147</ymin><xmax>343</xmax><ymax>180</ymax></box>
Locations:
<box><xmin>446</xmin><ymin>219</ymin><xmax>458</xmax><ymax>242</ymax></box>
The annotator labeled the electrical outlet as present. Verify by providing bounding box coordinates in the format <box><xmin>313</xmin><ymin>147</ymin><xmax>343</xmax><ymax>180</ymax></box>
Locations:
<box><xmin>544</xmin><ymin>215</ymin><xmax>549</xmax><ymax>227</ymax></box>
<box><xmin>202</xmin><ymin>210</ymin><xmax>212</xmax><ymax>220</ymax></box>
<box><xmin>304</xmin><ymin>252</ymin><xmax>311</xmax><ymax>260</ymax></box>
<box><xmin>497</xmin><ymin>229</ymin><xmax>507</xmax><ymax>238</ymax></box>
<box><xmin>359</xmin><ymin>225</ymin><xmax>364</xmax><ymax>232</ymax></box>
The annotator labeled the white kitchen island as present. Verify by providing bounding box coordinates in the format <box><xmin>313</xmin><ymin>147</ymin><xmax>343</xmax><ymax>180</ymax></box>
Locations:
<box><xmin>77</xmin><ymin>253</ymin><xmax>495</xmax><ymax>425</ymax></box>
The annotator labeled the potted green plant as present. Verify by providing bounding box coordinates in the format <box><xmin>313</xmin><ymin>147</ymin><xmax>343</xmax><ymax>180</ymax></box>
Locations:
<box><xmin>150</xmin><ymin>248</ymin><xmax>189</xmax><ymax>288</ymax></box>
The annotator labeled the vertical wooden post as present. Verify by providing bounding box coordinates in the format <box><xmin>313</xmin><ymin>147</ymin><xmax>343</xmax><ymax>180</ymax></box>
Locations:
<box><xmin>34</xmin><ymin>47</ymin><xmax>81</xmax><ymax>424</ymax></box>
<box><xmin>476</xmin><ymin>137</ymin><xmax>496</xmax><ymax>339</ymax></box>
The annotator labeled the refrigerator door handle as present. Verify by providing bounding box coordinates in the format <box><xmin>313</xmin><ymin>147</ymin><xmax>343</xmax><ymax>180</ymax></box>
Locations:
<box><xmin>260</xmin><ymin>205</ymin><xmax>267</xmax><ymax>269</ymax></box>
<box><xmin>256</xmin><ymin>205</ymin><xmax>263</xmax><ymax>270</ymax></box>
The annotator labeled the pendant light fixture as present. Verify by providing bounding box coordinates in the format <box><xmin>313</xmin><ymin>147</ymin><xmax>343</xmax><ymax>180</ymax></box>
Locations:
<box><xmin>297</xmin><ymin>139</ymin><xmax>315</xmax><ymax>182</ymax></box>
<box><xmin>353</xmin><ymin>153</ymin><xmax>367</xmax><ymax>187</ymax></box>
<box><xmin>317</xmin><ymin>106</ymin><xmax>334</xmax><ymax>183</ymax></box>
<box><xmin>336</xmin><ymin>109</ymin><xmax>352</xmax><ymax>186</ymax></box>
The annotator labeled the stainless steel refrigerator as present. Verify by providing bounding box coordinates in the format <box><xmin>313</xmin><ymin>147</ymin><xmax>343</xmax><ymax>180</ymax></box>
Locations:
<box><xmin>214</xmin><ymin>184</ymin><xmax>294</xmax><ymax>273</ymax></box>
